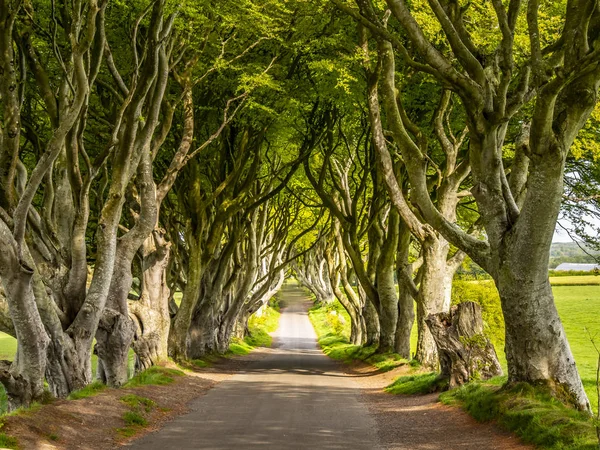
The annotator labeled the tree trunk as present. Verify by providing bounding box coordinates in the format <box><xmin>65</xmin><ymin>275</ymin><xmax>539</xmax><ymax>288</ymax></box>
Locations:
<box><xmin>130</xmin><ymin>232</ymin><xmax>171</xmax><ymax>372</ymax></box>
<box><xmin>168</xmin><ymin>234</ymin><xmax>204</xmax><ymax>361</ymax></box>
<box><xmin>188</xmin><ymin>283</ymin><xmax>220</xmax><ymax>359</ymax></box>
<box><xmin>492</xmin><ymin>146</ymin><xmax>591</xmax><ymax>410</ymax></box>
<box><xmin>415</xmin><ymin>235</ymin><xmax>448</xmax><ymax>368</ymax></box>
<box><xmin>376</xmin><ymin>209</ymin><xmax>400</xmax><ymax>353</ymax></box>
<box><xmin>363</xmin><ymin>299</ymin><xmax>380</xmax><ymax>347</ymax></box>
<box><xmin>0</xmin><ymin>236</ymin><xmax>49</xmax><ymax>410</ymax></box>
<box><xmin>395</xmin><ymin>221</ymin><xmax>414</xmax><ymax>359</ymax></box>
<box><xmin>498</xmin><ymin>270</ymin><xmax>590</xmax><ymax>409</ymax></box>
<box><xmin>426</xmin><ymin>302</ymin><xmax>502</xmax><ymax>389</ymax></box>
<box><xmin>95</xmin><ymin>309</ymin><xmax>135</xmax><ymax>385</ymax></box>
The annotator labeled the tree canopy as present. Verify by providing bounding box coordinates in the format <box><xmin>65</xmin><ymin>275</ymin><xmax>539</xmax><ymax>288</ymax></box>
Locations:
<box><xmin>0</xmin><ymin>0</ymin><xmax>599</xmax><ymax>414</ymax></box>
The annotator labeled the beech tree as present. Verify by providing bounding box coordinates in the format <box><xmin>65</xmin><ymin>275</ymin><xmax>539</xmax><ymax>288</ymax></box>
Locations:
<box><xmin>335</xmin><ymin>0</ymin><xmax>600</xmax><ymax>410</ymax></box>
<box><xmin>1</xmin><ymin>0</ymin><xmax>598</xmax><ymax>417</ymax></box>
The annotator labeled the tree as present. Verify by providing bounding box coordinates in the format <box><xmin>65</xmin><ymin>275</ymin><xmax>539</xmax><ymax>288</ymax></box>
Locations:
<box><xmin>336</xmin><ymin>0</ymin><xmax>599</xmax><ymax>410</ymax></box>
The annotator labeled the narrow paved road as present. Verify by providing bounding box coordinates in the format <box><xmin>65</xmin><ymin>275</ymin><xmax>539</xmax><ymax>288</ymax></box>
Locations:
<box><xmin>128</xmin><ymin>287</ymin><xmax>380</xmax><ymax>450</ymax></box>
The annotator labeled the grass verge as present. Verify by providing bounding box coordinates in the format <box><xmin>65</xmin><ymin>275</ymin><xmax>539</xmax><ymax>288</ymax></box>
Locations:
<box><xmin>440</xmin><ymin>377</ymin><xmax>599</xmax><ymax>449</ymax></box>
<box><xmin>384</xmin><ymin>372</ymin><xmax>446</xmax><ymax>395</ymax></box>
<box><xmin>124</xmin><ymin>366</ymin><xmax>184</xmax><ymax>388</ymax></box>
<box><xmin>117</xmin><ymin>394</ymin><xmax>155</xmax><ymax>438</ymax></box>
<box><xmin>67</xmin><ymin>381</ymin><xmax>107</xmax><ymax>400</ymax></box>
<box><xmin>225</xmin><ymin>302</ymin><xmax>281</xmax><ymax>357</ymax></box>
<box><xmin>308</xmin><ymin>300</ymin><xmax>409</xmax><ymax>372</ymax></box>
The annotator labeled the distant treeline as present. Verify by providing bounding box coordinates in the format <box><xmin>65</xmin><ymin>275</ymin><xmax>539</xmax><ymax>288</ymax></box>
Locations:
<box><xmin>549</xmin><ymin>243</ymin><xmax>600</xmax><ymax>269</ymax></box>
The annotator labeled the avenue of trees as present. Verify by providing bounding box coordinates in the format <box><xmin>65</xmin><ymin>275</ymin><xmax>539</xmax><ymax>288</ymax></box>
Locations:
<box><xmin>0</xmin><ymin>0</ymin><xmax>599</xmax><ymax>414</ymax></box>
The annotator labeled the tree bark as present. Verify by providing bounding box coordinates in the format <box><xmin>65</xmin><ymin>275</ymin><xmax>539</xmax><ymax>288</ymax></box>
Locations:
<box><xmin>395</xmin><ymin>220</ymin><xmax>415</xmax><ymax>358</ymax></box>
<box><xmin>376</xmin><ymin>208</ymin><xmax>400</xmax><ymax>353</ymax></box>
<box><xmin>426</xmin><ymin>302</ymin><xmax>503</xmax><ymax>389</ymax></box>
<box><xmin>129</xmin><ymin>231</ymin><xmax>172</xmax><ymax>372</ymax></box>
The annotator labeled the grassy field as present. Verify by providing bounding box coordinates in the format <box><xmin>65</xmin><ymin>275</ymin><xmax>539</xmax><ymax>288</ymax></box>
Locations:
<box><xmin>466</xmin><ymin>275</ymin><xmax>600</xmax><ymax>286</ymax></box>
<box><xmin>553</xmin><ymin>285</ymin><xmax>600</xmax><ymax>414</ymax></box>
<box><xmin>550</xmin><ymin>275</ymin><xmax>600</xmax><ymax>286</ymax></box>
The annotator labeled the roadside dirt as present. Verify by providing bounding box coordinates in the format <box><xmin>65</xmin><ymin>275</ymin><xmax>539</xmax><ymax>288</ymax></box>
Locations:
<box><xmin>344</xmin><ymin>361</ymin><xmax>533</xmax><ymax>450</ymax></box>
<box><xmin>1</xmin><ymin>352</ymin><xmax>266</xmax><ymax>450</ymax></box>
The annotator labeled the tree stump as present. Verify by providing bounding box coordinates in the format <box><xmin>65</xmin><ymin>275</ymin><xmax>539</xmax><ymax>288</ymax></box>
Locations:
<box><xmin>425</xmin><ymin>302</ymin><xmax>503</xmax><ymax>389</ymax></box>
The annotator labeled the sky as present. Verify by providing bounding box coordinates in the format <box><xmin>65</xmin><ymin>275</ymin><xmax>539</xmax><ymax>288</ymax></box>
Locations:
<box><xmin>553</xmin><ymin>216</ymin><xmax>600</xmax><ymax>243</ymax></box>
<box><xmin>553</xmin><ymin>226</ymin><xmax>574</xmax><ymax>243</ymax></box>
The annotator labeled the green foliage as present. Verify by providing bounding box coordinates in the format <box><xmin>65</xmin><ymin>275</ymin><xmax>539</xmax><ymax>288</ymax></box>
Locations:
<box><xmin>549</xmin><ymin>276</ymin><xmax>600</xmax><ymax>286</ymax></box>
<box><xmin>385</xmin><ymin>373</ymin><xmax>445</xmax><ymax>395</ymax></box>
<box><xmin>308</xmin><ymin>300</ymin><xmax>408</xmax><ymax>372</ymax></box>
<box><xmin>67</xmin><ymin>381</ymin><xmax>107</xmax><ymax>400</ymax></box>
<box><xmin>226</xmin><ymin>339</ymin><xmax>254</xmax><ymax>356</ymax></box>
<box><xmin>0</xmin><ymin>433</ymin><xmax>18</xmax><ymax>449</ymax></box>
<box><xmin>549</xmin><ymin>243</ymin><xmax>600</xmax><ymax>269</ymax></box>
<box><xmin>118</xmin><ymin>393</ymin><xmax>155</xmax><ymax>439</ymax></box>
<box><xmin>451</xmin><ymin>280</ymin><xmax>505</xmax><ymax>350</ymax></box>
<box><xmin>440</xmin><ymin>379</ymin><xmax>598</xmax><ymax>449</ymax></box>
<box><xmin>245</xmin><ymin>303</ymin><xmax>281</xmax><ymax>348</ymax></box>
<box><xmin>120</xmin><ymin>395</ymin><xmax>155</xmax><ymax>412</ymax></box>
<box><xmin>123</xmin><ymin>410</ymin><xmax>147</xmax><ymax>427</ymax></box>
<box><xmin>124</xmin><ymin>367</ymin><xmax>184</xmax><ymax>388</ymax></box>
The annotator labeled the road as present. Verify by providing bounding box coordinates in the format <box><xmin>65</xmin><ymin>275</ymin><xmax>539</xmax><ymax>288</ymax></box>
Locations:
<box><xmin>127</xmin><ymin>286</ymin><xmax>380</xmax><ymax>450</ymax></box>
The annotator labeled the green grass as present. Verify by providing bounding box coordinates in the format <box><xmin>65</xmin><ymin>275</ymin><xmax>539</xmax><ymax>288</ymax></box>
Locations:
<box><xmin>0</xmin><ymin>334</ymin><xmax>16</xmax><ymax>361</ymax></box>
<box><xmin>67</xmin><ymin>381</ymin><xmax>107</xmax><ymax>400</ymax></box>
<box><xmin>554</xmin><ymin>285</ymin><xmax>600</xmax><ymax>414</ymax></box>
<box><xmin>308</xmin><ymin>300</ymin><xmax>409</xmax><ymax>372</ymax></box>
<box><xmin>550</xmin><ymin>275</ymin><xmax>600</xmax><ymax>286</ymax></box>
<box><xmin>245</xmin><ymin>304</ymin><xmax>280</xmax><ymax>348</ymax></box>
<box><xmin>7</xmin><ymin>402</ymin><xmax>42</xmax><ymax>417</ymax></box>
<box><xmin>123</xmin><ymin>410</ymin><xmax>147</xmax><ymax>426</ymax></box>
<box><xmin>117</xmin><ymin>394</ymin><xmax>155</xmax><ymax>439</ymax></box>
<box><xmin>190</xmin><ymin>359</ymin><xmax>211</xmax><ymax>368</ymax></box>
<box><xmin>385</xmin><ymin>372</ymin><xmax>445</xmax><ymax>395</ymax></box>
<box><xmin>124</xmin><ymin>366</ymin><xmax>184</xmax><ymax>388</ymax></box>
<box><xmin>226</xmin><ymin>339</ymin><xmax>254</xmax><ymax>356</ymax></box>
<box><xmin>120</xmin><ymin>394</ymin><xmax>155</xmax><ymax>412</ymax></box>
<box><xmin>0</xmin><ymin>432</ymin><xmax>19</xmax><ymax>449</ymax></box>
<box><xmin>440</xmin><ymin>378</ymin><xmax>599</xmax><ymax>449</ymax></box>
<box><xmin>225</xmin><ymin>302</ymin><xmax>281</xmax><ymax>356</ymax></box>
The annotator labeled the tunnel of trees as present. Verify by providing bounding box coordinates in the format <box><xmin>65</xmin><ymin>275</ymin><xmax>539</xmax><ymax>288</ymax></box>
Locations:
<box><xmin>0</xmin><ymin>0</ymin><xmax>599</xmax><ymax>414</ymax></box>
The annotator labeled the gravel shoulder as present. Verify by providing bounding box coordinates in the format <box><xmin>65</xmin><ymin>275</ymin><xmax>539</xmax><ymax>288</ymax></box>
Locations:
<box><xmin>340</xmin><ymin>350</ymin><xmax>533</xmax><ymax>449</ymax></box>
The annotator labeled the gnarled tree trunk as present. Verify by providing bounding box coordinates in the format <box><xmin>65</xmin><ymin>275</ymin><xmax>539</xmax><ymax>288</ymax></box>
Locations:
<box><xmin>426</xmin><ymin>302</ymin><xmax>502</xmax><ymax>389</ymax></box>
<box><xmin>129</xmin><ymin>231</ymin><xmax>172</xmax><ymax>372</ymax></box>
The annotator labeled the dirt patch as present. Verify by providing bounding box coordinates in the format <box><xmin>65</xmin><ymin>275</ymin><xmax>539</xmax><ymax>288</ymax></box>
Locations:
<box><xmin>343</xmin><ymin>362</ymin><xmax>533</xmax><ymax>450</ymax></box>
<box><xmin>2</xmin><ymin>351</ymin><xmax>268</xmax><ymax>450</ymax></box>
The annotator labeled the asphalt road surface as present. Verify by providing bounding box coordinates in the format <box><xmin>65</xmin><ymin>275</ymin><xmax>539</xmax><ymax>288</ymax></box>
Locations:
<box><xmin>127</xmin><ymin>286</ymin><xmax>380</xmax><ymax>450</ymax></box>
